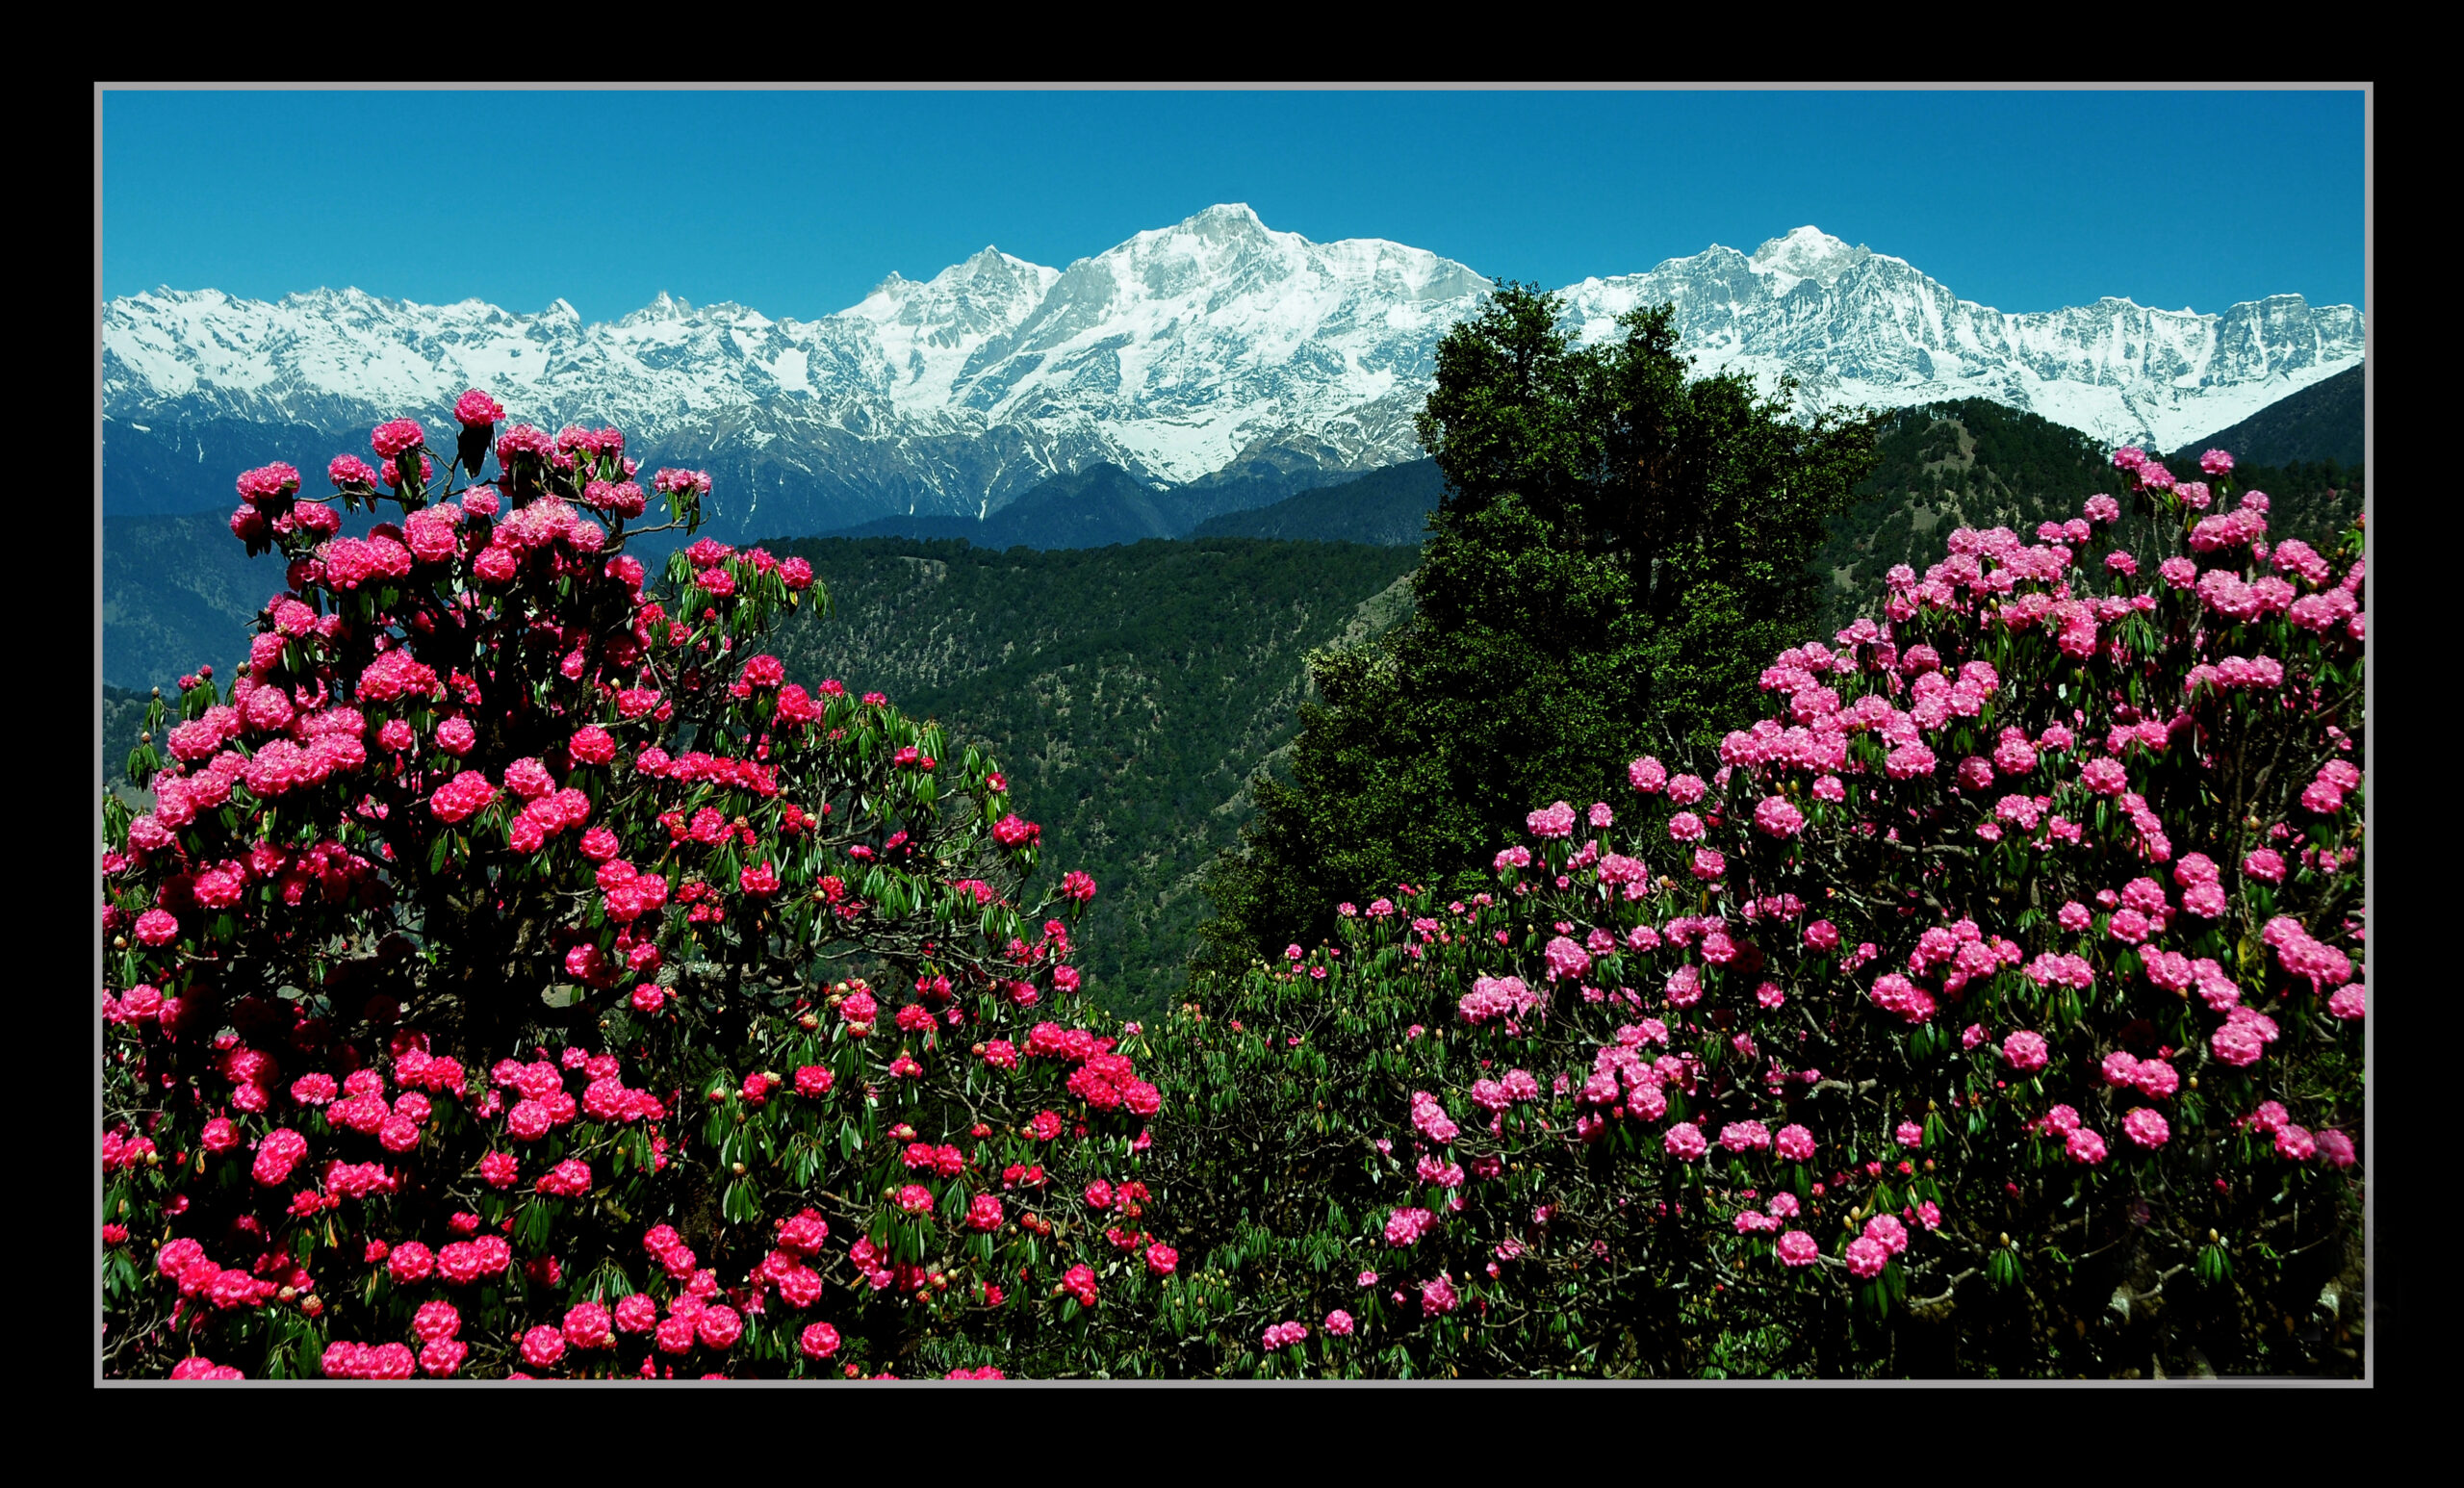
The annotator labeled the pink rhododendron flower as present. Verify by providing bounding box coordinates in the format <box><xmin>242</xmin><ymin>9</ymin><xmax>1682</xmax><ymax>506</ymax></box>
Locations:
<box><xmin>2123</xmin><ymin>1107</ymin><xmax>2170</xmax><ymax>1148</ymax></box>
<box><xmin>1527</xmin><ymin>801</ymin><xmax>1577</xmax><ymax>838</ymax></box>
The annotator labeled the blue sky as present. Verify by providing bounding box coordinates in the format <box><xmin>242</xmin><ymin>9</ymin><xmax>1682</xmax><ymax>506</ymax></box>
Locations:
<box><xmin>100</xmin><ymin>89</ymin><xmax>2366</xmax><ymax>324</ymax></box>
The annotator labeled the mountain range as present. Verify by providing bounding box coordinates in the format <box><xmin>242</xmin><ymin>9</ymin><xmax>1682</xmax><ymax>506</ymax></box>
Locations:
<box><xmin>102</xmin><ymin>206</ymin><xmax>2363</xmax><ymax>541</ymax></box>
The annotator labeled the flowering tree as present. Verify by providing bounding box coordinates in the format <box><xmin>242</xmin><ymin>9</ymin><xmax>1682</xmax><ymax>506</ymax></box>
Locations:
<box><xmin>101</xmin><ymin>396</ymin><xmax>1175</xmax><ymax>1379</ymax></box>
<box><xmin>1134</xmin><ymin>448</ymin><xmax>2365</xmax><ymax>1376</ymax></box>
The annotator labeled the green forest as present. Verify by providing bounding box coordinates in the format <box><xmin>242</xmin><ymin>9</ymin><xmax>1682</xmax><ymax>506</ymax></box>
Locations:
<box><xmin>758</xmin><ymin>537</ymin><xmax>1422</xmax><ymax>1013</ymax></box>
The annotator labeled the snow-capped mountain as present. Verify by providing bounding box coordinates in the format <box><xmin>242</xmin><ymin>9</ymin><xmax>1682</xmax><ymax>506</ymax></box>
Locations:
<box><xmin>1558</xmin><ymin>226</ymin><xmax>2362</xmax><ymax>454</ymax></box>
<box><xmin>101</xmin><ymin>206</ymin><xmax>2362</xmax><ymax>537</ymax></box>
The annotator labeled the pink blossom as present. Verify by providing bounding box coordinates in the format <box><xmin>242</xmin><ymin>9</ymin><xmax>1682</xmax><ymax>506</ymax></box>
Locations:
<box><xmin>1885</xmin><ymin>743</ymin><xmax>1938</xmax><ymax>781</ymax></box>
<box><xmin>1543</xmin><ymin>936</ymin><xmax>1591</xmax><ymax>982</ymax></box>
<box><xmin>2134</xmin><ymin>1059</ymin><xmax>2180</xmax><ymax>1099</ymax></box>
<box><xmin>453</xmin><ymin>389</ymin><xmax>505</xmax><ymax>427</ymax></box>
<box><xmin>1719</xmin><ymin>1120</ymin><xmax>1773</xmax><ymax>1154</ymax></box>
<box><xmin>2211</xmin><ymin>1022</ymin><xmax>2266</xmax><ymax>1067</ymax></box>
<box><xmin>1753</xmin><ymin>796</ymin><xmax>1807</xmax><ymax>837</ymax></box>
<box><xmin>1864</xmin><ymin>1213</ymin><xmax>1910</xmax><ymax>1255</ymax></box>
<box><xmin>1527</xmin><ymin>801</ymin><xmax>1577</xmax><ymax>839</ymax></box>
<box><xmin>371</xmin><ymin>419</ymin><xmax>425</xmax><ymax>459</ymax></box>
<box><xmin>1384</xmin><ymin>1207</ymin><xmax>1436</xmax><ymax>1246</ymax></box>
<box><xmin>2123</xmin><ymin>1107</ymin><xmax>2170</xmax><ymax>1148</ymax></box>
<box><xmin>519</xmin><ymin>1325</ymin><xmax>566</xmax><ymax>1370</ymax></box>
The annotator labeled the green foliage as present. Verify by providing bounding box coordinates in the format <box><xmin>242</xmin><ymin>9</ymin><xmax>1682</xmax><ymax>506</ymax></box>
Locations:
<box><xmin>102</xmin><ymin>684</ymin><xmax>155</xmax><ymax>784</ymax></box>
<box><xmin>1813</xmin><ymin>399</ymin><xmax>2363</xmax><ymax>638</ymax></box>
<box><xmin>1132</xmin><ymin>461</ymin><xmax>2367</xmax><ymax>1379</ymax></box>
<box><xmin>1199</xmin><ymin>289</ymin><xmax>1880</xmax><ymax>963</ymax></box>
<box><xmin>756</xmin><ymin>537</ymin><xmax>1423</xmax><ymax>1015</ymax></box>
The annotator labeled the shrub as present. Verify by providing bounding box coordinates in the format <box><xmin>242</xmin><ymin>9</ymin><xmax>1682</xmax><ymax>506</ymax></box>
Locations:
<box><xmin>101</xmin><ymin>403</ymin><xmax>1165</xmax><ymax>1379</ymax></box>
<box><xmin>1137</xmin><ymin>447</ymin><xmax>2365</xmax><ymax>1377</ymax></box>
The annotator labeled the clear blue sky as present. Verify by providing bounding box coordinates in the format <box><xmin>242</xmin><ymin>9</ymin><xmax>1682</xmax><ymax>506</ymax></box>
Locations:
<box><xmin>100</xmin><ymin>89</ymin><xmax>2367</xmax><ymax>324</ymax></box>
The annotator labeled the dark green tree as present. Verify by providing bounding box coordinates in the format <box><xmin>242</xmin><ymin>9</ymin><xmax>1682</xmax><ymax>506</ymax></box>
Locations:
<box><xmin>1198</xmin><ymin>287</ymin><xmax>1880</xmax><ymax>963</ymax></box>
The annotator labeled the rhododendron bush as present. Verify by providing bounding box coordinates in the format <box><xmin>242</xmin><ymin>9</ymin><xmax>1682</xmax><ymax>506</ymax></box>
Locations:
<box><xmin>101</xmin><ymin>400</ymin><xmax>1163</xmax><ymax>1379</ymax></box>
<box><xmin>1127</xmin><ymin>447</ymin><xmax>2365</xmax><ymax>1376</ymax></box>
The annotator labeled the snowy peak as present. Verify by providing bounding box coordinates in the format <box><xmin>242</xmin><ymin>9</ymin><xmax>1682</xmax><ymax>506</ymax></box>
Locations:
<box><xmin>102</xmin><ymin>210</ymin><xmax>2363</xmax><ymax>536</ymax></box>
<box><xmin>1749</xmin><ymin>226</ymin><xmax>1874</xmax><ymax>295</ymax></box>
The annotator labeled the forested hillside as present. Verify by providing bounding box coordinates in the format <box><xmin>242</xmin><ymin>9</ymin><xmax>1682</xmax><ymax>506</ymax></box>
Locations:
<box><xmin>1191</xmin><ymin>459</ymin><xmax>1446</xmax><ymax>545</ymax></box>
<box><xmin>2169</xmin><ymin>362</ymin><xmax>2363</xmax><ymax>468</ymax></box>
<box><xmin>1812</xmin><ymin>398</ymin><xmax>2363</xmax><ymax>637</ymax></box>
<box><xmin>102</xmin><ymin>512</ymin><xmax>293</xmax><ymax>691</ymax></box>
<box><xmin>758</xmin><ymin>536</ymin><xmax>1422</xmax><ymax>1013</ymax></box>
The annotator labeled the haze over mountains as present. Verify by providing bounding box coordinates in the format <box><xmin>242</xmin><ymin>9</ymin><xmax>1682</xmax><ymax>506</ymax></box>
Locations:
<box><xmin>103</xmin><ymin>205</ymin><xmax>2363</xmax><ymax>541</ymax></box>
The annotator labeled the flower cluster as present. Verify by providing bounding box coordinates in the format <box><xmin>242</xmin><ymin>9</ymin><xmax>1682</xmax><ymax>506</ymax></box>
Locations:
<box><xmin>104</xmin><ymin>403</ymin><xmax>1142</xmax><ymax>1381</ymax></box>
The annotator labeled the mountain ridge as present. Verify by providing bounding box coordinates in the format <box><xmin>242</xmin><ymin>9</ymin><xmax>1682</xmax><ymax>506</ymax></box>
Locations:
<box><xmin>104</xmin><ymin>207</ymin><xmax>2363</xmax><ymax>539</ymax></box>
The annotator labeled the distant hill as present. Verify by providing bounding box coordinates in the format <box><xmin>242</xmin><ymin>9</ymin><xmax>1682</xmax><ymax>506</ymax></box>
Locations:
<box><xmin>758</xmin><ymin>535</ymin><xmax>1422</xmax><ymax>1014</ymax></box>
<box><xmin>1191</xmin><ymin>459</ymin><xmax>1445</xmax><ymax>546</ymax></box>
<box><xmin>1813</xmin><ymin>396</ymin><xmax>2363</xmax><ymax>638</ymax></box>
<box><xmin>826</xmin><ymin>465</ymin><xmax>1192</xmax><ymax>549</ymax></box>
<box><xmin>819</xmin><ymin>460</ymin><xmax>1349</xmax><ymax>550</ymax></box>
<box><xmin>102</xmin><ymin>511</ymin><xmax>294</xmax><ymax>692</ymax></box>
<box><xmin>2169</xmin><ymin>363</ymin><xmax>2363</xmax><ymax>469</ymax></box>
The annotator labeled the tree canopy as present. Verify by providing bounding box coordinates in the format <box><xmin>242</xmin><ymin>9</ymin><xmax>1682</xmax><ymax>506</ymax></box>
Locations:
<box><xmin>1200</xmin><ymin>289</ymin><xmax>1881</xmax><ymax>962</ymax></box>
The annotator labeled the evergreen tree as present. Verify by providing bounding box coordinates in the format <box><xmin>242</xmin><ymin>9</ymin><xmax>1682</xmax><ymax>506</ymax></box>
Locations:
<box><xmin>1198</xmin><ymin>288</ymin><xmax>1880</xmax><ymax>963</ymax></box>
